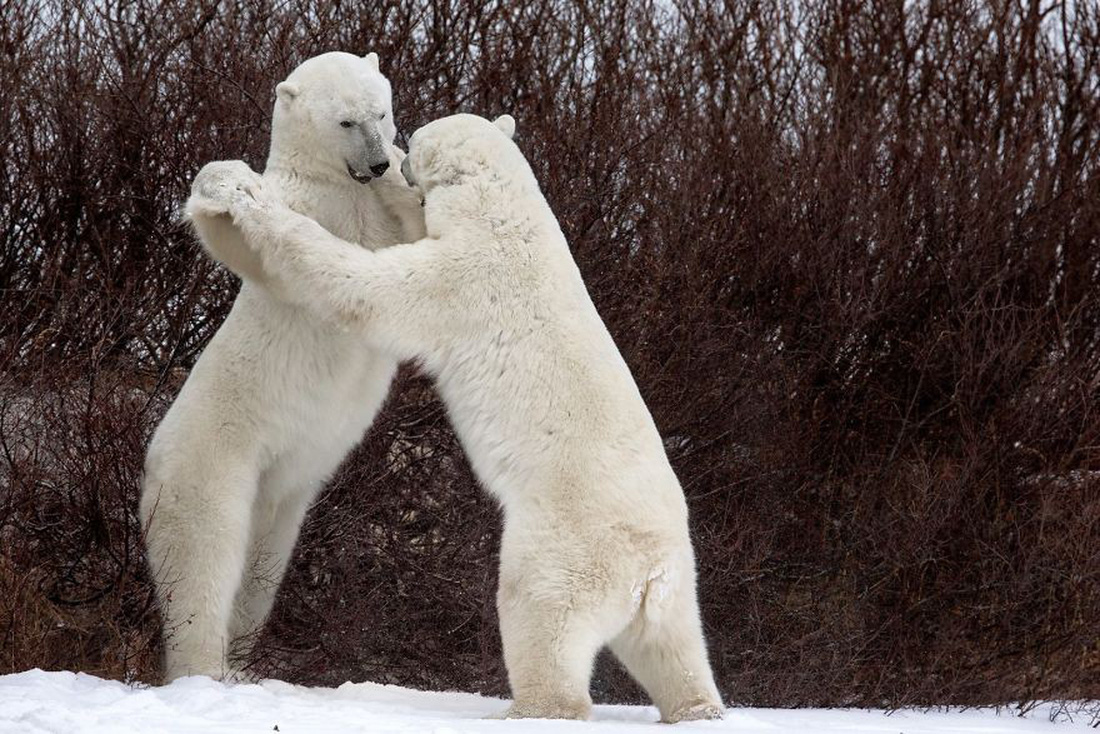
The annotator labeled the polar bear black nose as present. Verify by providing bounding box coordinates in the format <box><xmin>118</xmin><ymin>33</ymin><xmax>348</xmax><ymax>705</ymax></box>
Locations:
<box><xmin>370</xmin><ymin>161</ymin><xmax>389</xmax><ymax>177</ymax></box>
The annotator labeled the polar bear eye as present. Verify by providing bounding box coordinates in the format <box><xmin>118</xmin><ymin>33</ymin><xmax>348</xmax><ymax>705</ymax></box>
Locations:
<box><xmin>339</xmin><ymin>120</ymin><xmax>355</xmax><ymax>129</ymax></box>
<box><xmin>378</xmin><ymin>113</ymin><xmax>386</xmax><ymax>121</ymax></box>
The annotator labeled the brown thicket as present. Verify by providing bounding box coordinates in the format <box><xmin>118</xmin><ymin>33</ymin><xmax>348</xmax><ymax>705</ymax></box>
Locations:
<box><xmin>1</xmin><ymin>0</ymin><xmax>1098</xmax><ymax>716</ymax></box>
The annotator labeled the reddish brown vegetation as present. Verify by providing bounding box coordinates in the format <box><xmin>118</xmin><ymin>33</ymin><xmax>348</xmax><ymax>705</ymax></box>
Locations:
<box><xmin>1</xmin><ymin>0</ymin><xmax>1098</xmax><ymax>714</ymax></box>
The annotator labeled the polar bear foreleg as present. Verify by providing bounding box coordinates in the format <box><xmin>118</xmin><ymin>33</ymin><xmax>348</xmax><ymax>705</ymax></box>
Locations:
<box><xmin>235</xmin><ymin>218</ymin><xmax>447</xmax><ymax>358</ymax></box>
<box><xmin>187</xmin><ymin>192</ymin><xmax>269</xmax><ymax>287</ymax></box>
<box><xmin>190</xmin><ymin>161</ymin><xmax>448</xmax><ymax>356</ymax></box>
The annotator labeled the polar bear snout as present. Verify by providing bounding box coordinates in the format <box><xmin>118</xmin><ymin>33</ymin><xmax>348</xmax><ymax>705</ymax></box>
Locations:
<box><xmin>347</xmin><ymin>154</ymin><xmax>390</xmax><ymax>184</ymax></box>
<box><xmin>347</xmin><ymin>164</ymin><xmax>372</xmax><ymax>184</ymax></box>
<box><xmin>345</xmin><ymin>134</ymin><xmax>392</xmax><ymax>184</ymax></box>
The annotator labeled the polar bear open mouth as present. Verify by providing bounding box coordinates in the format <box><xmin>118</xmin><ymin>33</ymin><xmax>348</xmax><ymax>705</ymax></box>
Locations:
<box><xmin>347</xmin><ymin>164</ymin><xmax>374</xmax><ymax>184</ymax></box>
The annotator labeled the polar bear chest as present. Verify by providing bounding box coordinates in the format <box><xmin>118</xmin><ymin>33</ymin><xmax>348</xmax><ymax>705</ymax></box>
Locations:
<box><xmin>226</xmin><ymin>286</ymin><xmax>397</xmax><ymax>470</ymax></box>
<box><xmin>275</xmin><ymin>177</ymin><xmax>408</xmax><ymax>250</ymax></box>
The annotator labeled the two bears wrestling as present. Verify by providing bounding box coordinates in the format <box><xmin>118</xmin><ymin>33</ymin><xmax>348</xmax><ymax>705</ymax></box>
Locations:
<box><xmin>141</xmin><ymin>51</ymin><xmax>723</xmax><ymax>723</ymax></box>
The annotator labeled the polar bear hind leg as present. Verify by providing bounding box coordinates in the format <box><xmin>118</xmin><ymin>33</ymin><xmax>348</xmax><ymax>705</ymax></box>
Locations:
<box><xmin>227</xmin><ymin>487</ymin><xmax>315</xmax><ymax>656</ymax></box>
<box><xmin>142</xmin><ymin>459</ymin><xmax>259</xmax><ymax>681</ymax></box>
<box><xmin>496</xmin><ymin>582</ymin><xmax>605</xmax><ymax>720</ymax></box>
<box><xmin>609</xmin><ymin>571</ymin><xmax>724</xmax><ymax>723</ymax></box>
<box><xmin>495</xmin><ymin>526</ymin><xmax>652</xmax><ymax>721</ymax></box>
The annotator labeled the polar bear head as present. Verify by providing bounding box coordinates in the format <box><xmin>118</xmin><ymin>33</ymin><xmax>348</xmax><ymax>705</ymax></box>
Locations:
<box><xmin>270</xmin><ymin>51</ymin><xmax>397</xmax><ymax>184</ymax></box>
<box><xmin>401</xmin><ymin>113</ymin><xmax>530</xmax><ymax>195</ymax></box>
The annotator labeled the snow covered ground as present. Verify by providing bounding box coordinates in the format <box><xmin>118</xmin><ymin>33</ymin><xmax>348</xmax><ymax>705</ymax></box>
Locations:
<box><xmin>0</xmin><ymin>669</ymin><xmax>1094</xmax><ymax>734</ymax></box>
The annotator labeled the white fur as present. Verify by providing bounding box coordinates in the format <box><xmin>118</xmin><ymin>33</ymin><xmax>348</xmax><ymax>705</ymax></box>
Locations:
<box><xmin>140</xmin><ymin>52</ymin><xmax>425</xmax><ymax>682</ymax></box>
<box><xmin>190</xmin><ymin>113</ymin><xmax>723</xmax><ymax>721</ymax></box>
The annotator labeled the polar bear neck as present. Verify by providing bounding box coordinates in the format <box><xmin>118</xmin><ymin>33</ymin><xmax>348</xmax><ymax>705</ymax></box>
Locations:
<box><xmin>264</xmin><ymin>147</ymin><xmax>350</xmax><ymax>187</ymax></box>
<box><xmin>264</xmin><ymin>124</ymin><xmax>369</xmax><ymax>188</ymax></box>
<box><xmin>423</xmin><ymin>178</ymin><xmax>555</xmax><ymax>241</ymax></box>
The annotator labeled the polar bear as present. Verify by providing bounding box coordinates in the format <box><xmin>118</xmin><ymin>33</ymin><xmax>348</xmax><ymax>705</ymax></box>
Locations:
<box><xmin>186</xmin><ymin>113</ymin><xmax>724</xmax><ymax>722</ymax></box>
<box><xmin>140</xmin><ymin>51</ymin><xmax>424</xmax><ymax>682</ymax></box>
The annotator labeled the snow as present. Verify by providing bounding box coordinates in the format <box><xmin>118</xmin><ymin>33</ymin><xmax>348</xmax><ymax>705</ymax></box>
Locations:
<box><xmin>0</xmin><ymin>669</ymin><xmax>1093</xmax><ymax>734</ymax></box>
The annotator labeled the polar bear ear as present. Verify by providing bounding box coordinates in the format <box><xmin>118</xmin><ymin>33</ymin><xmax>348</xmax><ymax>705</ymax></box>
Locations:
<box><xmin>363</xmin><ymin>52</ymin><xmax>380</xmax><ymax>72</ymax></box>
<box><xmin>492</xmin><ymin>114</ymin><xmax>516</xmax><ymax>139</ymax></box>
<box><xmin>275</xmin><ymin>81</ymin><xmax>300</xmax><ymax>102</ymax></box>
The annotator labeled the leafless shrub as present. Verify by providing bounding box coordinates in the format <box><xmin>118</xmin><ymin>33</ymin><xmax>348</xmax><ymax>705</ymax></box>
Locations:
<box><xmin>1</xmin><ymin>0</ymin><xmax>1098</xmax><ymax>713</ymax></box>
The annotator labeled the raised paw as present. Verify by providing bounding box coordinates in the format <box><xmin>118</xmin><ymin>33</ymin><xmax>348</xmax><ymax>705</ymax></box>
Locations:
<box><xmin>189</xmin><ymin>160</ymin><xmax>267</xmax><ymax>219</ymax></box>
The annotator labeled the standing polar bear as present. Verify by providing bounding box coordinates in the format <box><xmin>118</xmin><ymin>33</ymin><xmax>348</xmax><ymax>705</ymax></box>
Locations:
<box><xmin>141</xmin><ymin>51</ymin><xmax>424</xmax><ymax>681</ymax></box>
<box><xmin>187</xmin><ymin>113</ymin><xmax>724</xmax><ymax>722</ymax></box>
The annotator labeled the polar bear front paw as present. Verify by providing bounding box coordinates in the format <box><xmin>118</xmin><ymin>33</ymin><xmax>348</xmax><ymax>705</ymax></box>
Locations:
<box><xmin>189</xmin><ymin>160</ymin><xmax>267</xmax><ymax>220</ymax></box>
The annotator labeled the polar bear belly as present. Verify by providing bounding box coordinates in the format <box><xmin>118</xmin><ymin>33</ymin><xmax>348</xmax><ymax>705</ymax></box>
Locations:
<box><xmin>241</xmin><ymin>290</ymin><xmax>397</xmax><ymax>500</ymax></box>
